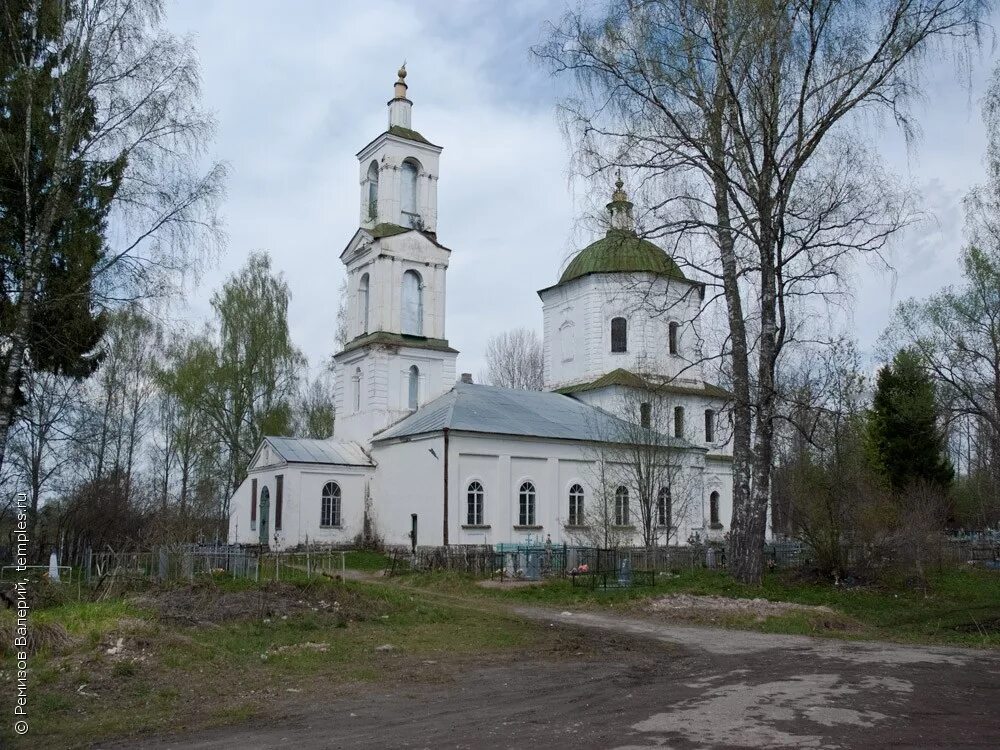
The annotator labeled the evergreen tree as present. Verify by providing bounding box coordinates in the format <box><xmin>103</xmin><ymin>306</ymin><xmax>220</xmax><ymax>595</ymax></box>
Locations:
<box><xmin>868</xmin><ymin>349</ymin><xmax>954</xmax><ymax>493</ymax></box>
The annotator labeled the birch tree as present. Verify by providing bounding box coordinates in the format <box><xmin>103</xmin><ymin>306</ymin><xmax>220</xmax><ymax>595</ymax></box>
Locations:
<box><xmin>481</xmin><ymin>328</ymin><xmax>544</xmax><ymax>390</ymax></box>
<box><xmin>538</xmin><ymin>0</ymin><xmax>984</xmax><ymax>582</ymax></box>
<box><xmin>0</xmin><ymin>0</ymin><xmax>226</xmax><ymax>469</ymax></box>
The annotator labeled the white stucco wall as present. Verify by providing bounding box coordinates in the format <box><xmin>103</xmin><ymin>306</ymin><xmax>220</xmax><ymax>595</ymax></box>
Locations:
<box><xmin>540</xmin><ymin>272</ymin><xmax>705</xmax><ymax>391</ymax></box>
<box><xmin>369</xmin><ymin>433</ymin><xmax>445</xmax><ymax>546</ymax></box>
<box><xmin>228</xmin><ymin>462</ymin><xmax>373</xmax><ymax>550</ymax></box>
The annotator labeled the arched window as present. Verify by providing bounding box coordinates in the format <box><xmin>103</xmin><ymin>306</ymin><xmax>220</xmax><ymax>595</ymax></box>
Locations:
<box><xmin>321</xmin><ymin>481</ymin><xmax>342</xmax><ymax>527</ymax></box>
<box><xmin>367</xmin><ymin>161</ymin><xmax>379</xmax><ymax>220</ymax></box>
<box><xmin>568</xmin><ymin>484</ymin><xmax>584</xmax><ymax>526</ymax></box>
<box><xmin>615</xmin><ymin>486</ymin><xmax>629</xmax><ymax>526</ymax></box>
<box><xmin>611</xmin><ymin>317</ymin><xmax>627</xmax><ymax>353</ymax></box>
<box><xmin>408</xmin><ymin>365</ymin><xmax>419</xmax><ymax>410</ymax></box>
<box><xmin>518</xmin><ymin>481</ymin><xmax>536</xmax><ymax>526</ymax></box>
<box><xmin>353</xmin><ymin>367</ymin><xmax>362</xmax><ymax>412</ymax></box>
<box><xmin>657</xmin><ymin>487</ymin><xmax>671</xmax><ymax>529</ymax></box>
<box><xmin>402</xmin><ymin>270</ymin><xmax>423</xmax><ymax>335</ymax></box>
<box><xmin>674</xmin><ymin>406</ymin><xmax>685</xmax><ymax>439</ymax></box>
<box><xmin>668</xmin><ymin>322</ymin><xmax>679</xmax><ymax>355</ymax></box>
<box><xmin>359</xmin><ymin>273</ymin><xmax>370</xmax><ymax>333</ymax></box>
<box><xmin>401</xmin><ymin>159</ymin><xmax>419</xmax><ymax>226</ymax></box>
<box><xmin>467</xmin><ymin>481</ymin><xmax>484</xmax><ymax>525</ymax></box>
<box><xmin>704</xmin><ymin>409</ymin><xmax>715</xmax><ymax>442</ymax></box>
<box><xmin>710</xmin><ymin>490</ymin><xmax>721</xmax><ymax>527</ymax></box>
<box><xmin>640</xmin><ymin>402</ymin><xmax>651</xmax><ymax>429</ymax></box>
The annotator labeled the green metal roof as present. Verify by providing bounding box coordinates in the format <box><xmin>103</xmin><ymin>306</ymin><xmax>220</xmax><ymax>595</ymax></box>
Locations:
<box><xmin>559</xmin><ymin>229</ymin><xmax>686</xmax><ymax>285</ymax></box>
<box><xmin>555</xmin><ymin>368</ymin><xmax>734</xmax><ymax>400</ymax></box>
<box><xmin>388</xmin><ymin>125</ymin><xmax>434</xmax><ymax>146</ymax></box>
<box><xmin>369</xmin><ymin>223</ymin><xmax>411</xmax><ymax>239</ymax></box>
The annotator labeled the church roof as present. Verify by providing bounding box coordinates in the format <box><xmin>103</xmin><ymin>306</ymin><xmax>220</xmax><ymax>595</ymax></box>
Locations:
<box><xmin>556</xmin><ymin>229</ymin><xmax>688</xmax><ymax>286</ymax></box>
<box><xmin>373</xmin><ymin>382</ymin><xmax>695</xmax><ymax>448</ymax></box>
<box><xmin>262</xmin><ymin>437</ymin><xmax>372</xmax><ymax>466</ymax></box>
<box><xmin>555</xmin><ymin>368</ymin><xmax>735</xmax><ymax>400</ymax></box>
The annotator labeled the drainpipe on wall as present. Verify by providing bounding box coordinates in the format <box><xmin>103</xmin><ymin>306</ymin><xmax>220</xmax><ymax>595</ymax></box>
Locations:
<box><xmin>443</xmin><ymin>427</ymin><xmax>450</xmax><ymax>546</ymax></box>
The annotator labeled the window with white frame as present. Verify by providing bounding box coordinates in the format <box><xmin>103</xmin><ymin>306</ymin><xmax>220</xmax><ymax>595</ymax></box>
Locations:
<box><xmin>657</xmin><ymin>486</ymin><xmax>671</xmax><ymax>528</ymax></box>
<box><xmin>518</xmin><ymin>481</ymin><xmax>536</xmax><ymax>526</ymax></box>
<box><xmin>467</xmin><ymin>481</ymin><xmax>484</xmax><ymax>525</ymax></box>
<box><xmin>615</xmin><ymin>486</ymin><xmax>629</xmax><ymax>526</ymax></box>
<box><xmin>321</xmin><ymin>481</ymin><xmax>342</xmax><ymax>527</ymax></box>
<box><xmin>568</xmin><ymin>484</ymin><xmax>584</xmax><ymax>526</ymax></box>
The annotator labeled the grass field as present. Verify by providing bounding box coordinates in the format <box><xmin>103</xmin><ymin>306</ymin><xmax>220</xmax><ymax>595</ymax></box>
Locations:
<box><xmin>400</xmin><ymin>566</ymin><xmax>1000</xmax><ymax>648</ymax></box>
<box><xmin>0</xmin><ymin>573</ymin><xmax>542</xmax><ymax>749</ymax></box>
<box><xmin>4</xmin><ymin>559</ymin><xmax>996</xmax><ymax>748</ymax></box>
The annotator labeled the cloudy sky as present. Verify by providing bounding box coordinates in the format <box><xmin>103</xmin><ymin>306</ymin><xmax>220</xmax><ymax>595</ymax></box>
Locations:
<box><xmin>165</xmin><ymin>1</ymin><xmax>999</xmax><ymax>381</ymax></box>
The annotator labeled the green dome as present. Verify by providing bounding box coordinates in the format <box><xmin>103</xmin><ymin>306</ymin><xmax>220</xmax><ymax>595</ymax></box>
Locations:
<box><xmin>559</xmin><ymin>229</ymin><xmax>686</xmax><ymax>285</ymax></box>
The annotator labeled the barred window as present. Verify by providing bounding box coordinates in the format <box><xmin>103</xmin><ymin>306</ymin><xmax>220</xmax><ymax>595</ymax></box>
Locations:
<box><xmin>467</xmin><ymin>481</ymin><xmax>484</xmax><ymax>526</ymax></box>
<box><xmin>615</xmin><ymin>486</ymin><xmax>629</xmax><ymax>526</ymax></box>
<box><xmin>321</xmin><ymin>482</ymin><xmax>342</xmax><ymax>527</ymax></box>
<box><xmin>518</xmin><ymin>481</ymin><xmax>536</xmax><ymax>526</ymax></box>
<box><xmin>568</xmin><ymin>484</ymin><xmax>584</xmax><ymax>526</ymax></box>
<box><xmin>657</xmin><ymin>487</ymin><xmax>671</xmax><ymax>529</ymax></box>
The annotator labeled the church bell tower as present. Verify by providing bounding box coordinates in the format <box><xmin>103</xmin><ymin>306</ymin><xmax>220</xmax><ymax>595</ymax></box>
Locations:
<box><xmin>332</xmin><ymin>67</ymin><xmax>458</xmax><ymax>446</ymax></box>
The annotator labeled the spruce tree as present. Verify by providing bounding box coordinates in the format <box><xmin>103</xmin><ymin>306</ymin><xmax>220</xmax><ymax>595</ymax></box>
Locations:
<box><xmin>868</xmin><ymin>348</ymin><xmax>954</xmax><ymax>493</ymax></box>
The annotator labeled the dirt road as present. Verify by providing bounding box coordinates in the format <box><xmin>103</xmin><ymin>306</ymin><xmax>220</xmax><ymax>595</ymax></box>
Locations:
<box><xmin>116</xmin><ymin>606</ymin><xmax>1000</xmax><ymax>749</ymax></box>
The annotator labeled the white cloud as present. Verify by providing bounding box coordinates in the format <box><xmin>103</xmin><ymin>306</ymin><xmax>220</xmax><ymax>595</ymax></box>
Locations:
<box><xmin>165</xmin><ymin>1</ymin><xmax>999</xmax><ymax>378</ymax></box>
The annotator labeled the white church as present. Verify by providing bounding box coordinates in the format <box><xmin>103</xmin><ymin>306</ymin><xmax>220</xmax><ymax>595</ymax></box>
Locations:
<box><xmin>227</xmin><ymin>68</ymin><xmax>734</xmax><ymax>551</ymax></box>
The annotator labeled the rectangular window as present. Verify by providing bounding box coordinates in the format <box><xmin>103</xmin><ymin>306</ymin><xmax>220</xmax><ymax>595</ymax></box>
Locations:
<box><xmin>251</xmin><ymin>478</ymin><xmax>257</xmax><ymax>530</ymax></box>
<box><xmin>674</xmin><ymin>406</ymin><xmax>685</xmax><ymax>439</ymax></box>
<box><xmin>275</xmin><ymin>475</ymin><xmax>283</xmax><ymax>531</ymax></box>
<box><xmin>705</xmin><ymin>409</ymin><xmax>715</xmax><ymax>443</ymax></box>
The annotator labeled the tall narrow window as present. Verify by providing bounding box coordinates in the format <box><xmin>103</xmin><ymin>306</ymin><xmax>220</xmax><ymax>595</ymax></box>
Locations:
<box><xmin>250</xmin><ymin>478</ymin><xmax>258</xmax><ymax>530</ymax></box>
<box><xmin>568</xmin><ymin>484</ymin><xmax>584</xmax><ymax>526</ymax></box>
<box><xmin>705</xmin><ymin>409</ymin><xmax>715</xmax><ymax>443</ymax></box>
<box><xmin>367</xmin><ymin>161</ymin><xmax>379</xmax><ymax>220</ymax></box>
<box><xmin>611</xmin><ymin>317</ymin><xmax>627</xmax><ymax>353</ymax></box>
<box><xmin>402</xmin><ymin>270</ymin><xmax>423</xmax><ymax>335</ymax></box>
<box><xmin>640</xmin><ymin>402</ymin><xmax>651</xmax><ymax>428</ymax></box>
<box><xmin>615</xmin><ymin>486</ymin><xmax>629</xmax><ymax>526</ymax></box>
<box><xmin>408</xmin><ymin>365</ymin><xmax>419</xmax><ymax>410</ymax></box>
<box><xmin>668</xmin><ymin>322</ymin><xmax>679</xmax><ymax>354</ymax></box>
<box><xmin>710</xmin><ymin>491</ymin><xmax>721</xmax><ymax>527</ymax></box>
<box><xmin>321</xmin><ymin>482</ymin><xmax>342</xmax><ymax>527</ymax></box>
<box><xmin>518</xmin><ymin>481</ymin><xmax>536</xmax><ymax>526</ymax></box>
<box><xmin>401</xmin><ymin>159</ymin><xmax>419</xmax><ymax>226</ymax></box>
<box><xmin>353</xmin><ymin>367</ymin><xmax>362</xmax><ymax>412</ymax></box>
<box><xmin>359</xmin><ymin>273</ymin><xmax>370</xmax><ymax>333</ymax></box>
<box><xmin>467</xmin><ymin>481</ymin><xmax>484</xmax><ymax>525</ymax></box>
<box><xmin>674</xmin><ymin>406</ymin><xmax>685</xmax><ymax>439</ymax></box>
<box><xmin>275</xmin><ymin>475</ymin><xmax>283</xmax><ymax>531</ymax></box>
<box><xmin>657</xmin><ymin>486</ymin><xmax>671</xmax><ymax>529</ymax></box>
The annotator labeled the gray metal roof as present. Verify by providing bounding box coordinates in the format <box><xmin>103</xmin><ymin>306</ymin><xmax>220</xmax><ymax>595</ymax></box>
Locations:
<box><xmin>373</xmin><ymin>382</ymin><xmax>693</xmax><ymax>448</ymax></box>
<box><xmin>264</xmin><ymin>437</ymin><xmax>372</xmax><ymax>466</ymax></box>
